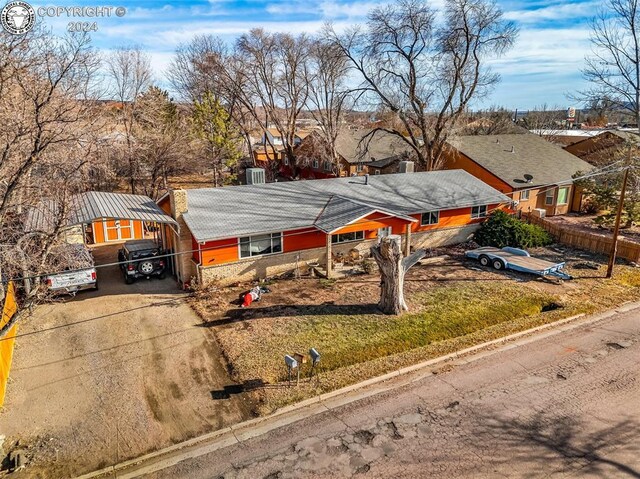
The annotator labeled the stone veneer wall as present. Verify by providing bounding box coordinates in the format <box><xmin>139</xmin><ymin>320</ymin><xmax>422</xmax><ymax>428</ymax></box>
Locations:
<box><xmin>197</xmin><ymin>224</ymin><xmax>479</xmax><ymax>286</ymax></box>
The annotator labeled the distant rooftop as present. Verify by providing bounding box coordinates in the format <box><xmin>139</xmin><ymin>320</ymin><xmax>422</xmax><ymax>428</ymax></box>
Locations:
<box><xmin>449</xmin><ymin>134</ymin><xmax>594</xmax><ymax>190</ymax></box>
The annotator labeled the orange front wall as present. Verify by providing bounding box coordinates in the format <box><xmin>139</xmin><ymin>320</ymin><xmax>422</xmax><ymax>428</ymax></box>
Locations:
<box><xmin>198</xmin><ymin>237</ymin><xmax>240</xmax><ymax>266</ymax></box>
<box><xmin>284</xmin><ymin>228</ymin><xmax>326</xmax><ymax>252</ymax></box>
<box><xmin>442</xmin><ymin>151</ymin><xmax>513</xmax><ymax>194</ymax></box>
<box><xmin>333</xmin><ymin>212</ymin><xmax>411</xmax><ymax>236</ymax></box>
<box><xmin>92</xmin><ymin>219</ymin><xmax>144</xmax><ymax>243</ymax></box>
<box><xmin>193</xmin><ymin>206</ymin><xmax>503</xmax><ymax>266</ymax></box>
<box><xmin>411</xmin><ymin>205</ymin><xmax>500</xmax><ymax>232</ymax></box>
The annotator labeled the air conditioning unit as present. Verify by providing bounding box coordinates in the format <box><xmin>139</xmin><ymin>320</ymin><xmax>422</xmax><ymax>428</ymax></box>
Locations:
<box><xmin>531</xmin><ymin>208</ymin><xmax>546</xmax><ymax>218</ymax></box>
<box><xmin>246</xmin><ymin>168</ymin><xmax>266</xmax><ymax>185</ymax></box>
<box><xmin>398</xmin><ymin>161</ymin><xmax>415</xmax><ymax>173</ymax></box>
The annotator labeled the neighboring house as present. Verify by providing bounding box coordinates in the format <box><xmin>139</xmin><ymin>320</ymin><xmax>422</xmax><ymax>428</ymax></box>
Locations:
<box><xmin>252</xmin><ymin>128</ymin><xmax>311</xmax><ymax>163</ymax></box>
<box><xmin>287</xmin><ymin>129</ymin><xmax>414</xmax><ymax>179</ymax></box>
<box><xmin>563</xmin><ymin>130</ymin><xmax>639</xmax><ymax>166</ymax></box>
<box><xmin>367</xmin><ymin>156</ymin><xmax>408</xmax><ymax>175</ymax></box>
<box><xmin>443</xmin><ymin>134</ymin><xmax>594</xmax><ymax>217</ymax></box>
<box><xmin>158</xmin><ymin>170</ymin><xmax>509</xmax><ymax>285</ymax></box>
<box><xmin>530</xmin><ymin>129</ymin><xmax>597</xmax><ymax>146</ymax></box>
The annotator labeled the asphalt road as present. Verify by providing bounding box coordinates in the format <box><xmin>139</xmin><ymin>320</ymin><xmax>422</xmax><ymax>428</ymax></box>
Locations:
<box><xmin>141</xmin><ymin>305</ymin><xmax>640</xmax><ymax>479</ymax></box>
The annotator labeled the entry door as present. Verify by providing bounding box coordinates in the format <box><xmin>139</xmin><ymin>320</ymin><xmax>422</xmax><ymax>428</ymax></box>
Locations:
<box><xmin>104</xmin><ymin>219</ymin><xmax>134</xmax><ymax>242</ymax></box>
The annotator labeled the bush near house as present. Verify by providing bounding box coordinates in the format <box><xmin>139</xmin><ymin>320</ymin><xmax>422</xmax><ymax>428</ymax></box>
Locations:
<box><xmin>474</xmin><ymin>210</ymin><xmax>552</xmax><ymax>248</ymax></box>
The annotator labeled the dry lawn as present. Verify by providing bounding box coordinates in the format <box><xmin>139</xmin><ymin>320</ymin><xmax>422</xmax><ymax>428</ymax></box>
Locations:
<box><xmin>190</xmin><ymin>244</ymin><xmax>640</xmax><ymax>414</ymax></box>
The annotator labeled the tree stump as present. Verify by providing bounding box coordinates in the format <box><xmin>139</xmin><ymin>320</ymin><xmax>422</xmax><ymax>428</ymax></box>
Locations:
<box><xmin>370</xmin><ymin>235</ymin><xmax>425</xmax><ymax>315</ymax></box>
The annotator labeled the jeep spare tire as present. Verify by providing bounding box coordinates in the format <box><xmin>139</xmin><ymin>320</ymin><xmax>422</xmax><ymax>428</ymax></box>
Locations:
<box><xmin>139</xmin><ymin>261</ymin><xmax>154</xmax><ymax>275</ymax></box>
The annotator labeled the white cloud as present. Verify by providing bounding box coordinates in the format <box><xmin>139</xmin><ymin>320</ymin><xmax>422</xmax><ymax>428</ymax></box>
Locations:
<box><xmin>503</xmin><ymin>1</ymin><xmax>598</xmax><ymax>23</ymax></box>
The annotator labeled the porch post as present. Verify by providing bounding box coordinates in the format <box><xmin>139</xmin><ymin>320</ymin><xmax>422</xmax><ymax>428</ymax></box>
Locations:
<box><xmin>326</xmin><ymin>234</ymin><xmax>333</xmax><ymax>279</ymax></box>
<box><xmin>404</xmin><ymin>224</ymin><xmax>412</xmax><ymax>256</ymax></box>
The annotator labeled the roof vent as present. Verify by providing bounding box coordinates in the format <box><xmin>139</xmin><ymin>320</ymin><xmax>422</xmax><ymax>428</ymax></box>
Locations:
<box><xmin>524</xmin><ymin>174</ymin><xmax>533</xmax><ymax>183</ymax></box>
<box><xmin>496</xmin><ymin>138</ymin><xmax>500</xmax><ymax>144</ymax></box>
<box><xmin>511</xmin><ymin>146</ymin><xmax>515</xmax><ymax>153</ymax></box>
<box><xmin>399</xmin><ymin>161</ymin><xmax>415</xmax><ymax>173</ymax></box>
<box><xmin>364</xmin><ymin>173</ymin><xmax>370</xmax><ymax>185</ymax></box>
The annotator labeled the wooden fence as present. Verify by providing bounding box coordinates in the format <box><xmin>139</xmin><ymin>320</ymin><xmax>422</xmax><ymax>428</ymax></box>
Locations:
<box><xmin>0</xmin><ymin>282</ymin><xmax>18</xmax><ymax>408</ymax></box>
<box><xmin>526</xmin><ymin>214</ymin><xmax>640</xmax><ymax>263</ymax></box>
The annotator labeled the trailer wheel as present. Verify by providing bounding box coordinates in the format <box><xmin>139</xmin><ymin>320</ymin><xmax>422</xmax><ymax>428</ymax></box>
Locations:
<box><xmin>479</xmin><ymin>255</ymin><xmax>490</xmax><ymax>267</ymax></box>
<box><xmin>493</xmin><ymin>259</ymin><xmax>506</xmax><ymax>270</ymax></box>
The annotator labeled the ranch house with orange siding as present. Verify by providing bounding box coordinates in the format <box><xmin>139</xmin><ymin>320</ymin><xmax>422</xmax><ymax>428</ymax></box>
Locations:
<box><xmin>442</xmin><ymin>134</ymin><xmax>594</xmax><ymax>217</ymax></box>
<box><xmin>158</xmin><ymin>170</ymin><xmax>510</xmax><ymax>286</ymax></box>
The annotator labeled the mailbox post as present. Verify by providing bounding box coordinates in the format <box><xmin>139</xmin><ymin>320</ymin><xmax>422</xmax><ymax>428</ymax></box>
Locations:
<box><xmin>285</xmin><ymin>354</ymin><xmax>298</xmax><ymax>387</ymax></box>
<box><xmin>309</xmin><ymin>348</ymin><xmax>321</xmax><ymax>379</ymax></box>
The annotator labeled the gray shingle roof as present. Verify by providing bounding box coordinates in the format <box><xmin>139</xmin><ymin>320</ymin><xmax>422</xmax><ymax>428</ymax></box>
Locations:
<box><xmin>313</xmin><ymin>196</ymin><xmax>416</xmax><ymax>234</ymax></box>
<box><xmin>26</xmin><ymin>191</ymin><xmax>176</xmax><ymax>233</ymax></box>
<box><xmin>181</xmin><ymin>170</ymin><xmax>510</xmax><ymax>242</ymax></box>
<box><xmin>448</xmin><ymin>134</ymin><xmax>594</xmax><ymax>189</ymax></box>
<box><xmin>335</xmin><ymin>129</ymin><xmax>413</xmax><ymax>164</ymax></box>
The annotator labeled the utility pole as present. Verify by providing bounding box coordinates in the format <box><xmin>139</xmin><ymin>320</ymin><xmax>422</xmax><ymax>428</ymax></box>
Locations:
<box><xmin>606</xmin><ymin>145</ymin><xmax>633</xmax><ymax>278</ymax></box>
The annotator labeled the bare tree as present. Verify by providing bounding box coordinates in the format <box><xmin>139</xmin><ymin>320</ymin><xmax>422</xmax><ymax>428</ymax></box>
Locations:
<box><xmin>0</xmin><ymin>29</ymin><xmax>100</xmax><ymax>337</ymax></box>
<box><xmin>135</xmin><ymin>86</ymin><xmax>187</xmax><ymax>198</ymax></box>
<box><xmin>304</xmin><ymin>39</ymin><xmax>352</xmax><ymax>173</ymax></box>
<box><xmin>167</xmin><ymin>35</ymin><xmax>228</xmax><ymax>103</ymax></box>
<box><xmin>327</xmin><ymin>0</ymin><xmax>517</xmax><ymax>171</ymax></box>
<box><xmin>105</xmin><ymin>46</ymin><xmax>152</xmax><ymax>194</ymax></box>
<box><xmin>581</xmin><ymin>0</ymin><xmax>640</xmax><ymax>132</ymax></box>
<box><xmin>167</xmin><ymin>35</ymin><xmax>258</xmax><ymax>164</ymax></box>
<box><xmin>235</xmin><ymin>29</ymin><xmax>311</xmax><ymax>171</ymax></box>
<box><xmin>523</xmin><ymin>104</ymin><xmax>570</xmax><ymax>143</ymax></box>
<box><xmin>459</xmin><ymin>106</ymin><xmax>525</xmax><ymax>135</ymax></box>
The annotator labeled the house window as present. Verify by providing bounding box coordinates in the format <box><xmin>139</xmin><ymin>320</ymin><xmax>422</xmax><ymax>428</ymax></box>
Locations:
<box><xmin>239</xmin><ymin>233</ymin><xmax>282</xmax><ymax>258</ymax></box>
<box><xmin>557</xmin><ymin>187</ymin><xmax>569</xmax><ymax>205</ymax></box>
<box><xmin>323</xmin><ymin>161</ymin><xmax>332</xmax><ymax>172</ymax></box>
<box><xmin>312</xmin><ymin>159</ymin><xmax>319</xmax><ymax>169</ymax></box>
<box><xmin>545</xmin><ymin>189</ymin><xmax>555</xmax><ymax>205</ymax></box>
<box><xmin>331</xmin><ymin>231</ymin><xmax>365</xmax><ymax>244</ymax></box>
<box><xmin>471</xmin><ymin>205</ymin><xmax>488</xmax><ymax>219</ymax></box>
<box><xmin>374</xmin><ymin>170</ymin><xmax>381</xmax><ymax>175</ymax></box>
<box><xmin>520</xmin><ymin>189</ymin><xmax>530</xmax><ymax>201</ymax></box>
<box><xmin>356</xmin><ymin>164</ymin><xmax>364</xmax><ymax>172</ymax></box>
<box><xmin>421</xmin><ymin>211</ymin><xmax>440</xmax><ymax>226</ymax></box>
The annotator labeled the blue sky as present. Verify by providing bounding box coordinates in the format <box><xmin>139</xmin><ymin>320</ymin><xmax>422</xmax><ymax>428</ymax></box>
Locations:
<box><xmin>27</xmin><ymin>0</ymin><xmax>598</xmax><ymax>110</ymax></box>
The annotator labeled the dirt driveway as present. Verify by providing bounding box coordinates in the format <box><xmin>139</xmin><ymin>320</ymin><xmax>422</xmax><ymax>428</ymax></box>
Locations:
<box><xmin>0</xmin><ymin>246</ymin><xmax>252</xmax><ymax>478</ymax></box>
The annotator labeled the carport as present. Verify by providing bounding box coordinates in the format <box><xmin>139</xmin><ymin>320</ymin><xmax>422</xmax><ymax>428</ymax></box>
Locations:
<box><xmin>27</xmin><ymin>191</ymin><xmax>180</xmax><ymax>276</ymax></box>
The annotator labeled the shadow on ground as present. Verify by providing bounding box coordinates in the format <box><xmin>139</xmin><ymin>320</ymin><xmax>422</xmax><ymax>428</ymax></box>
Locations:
<box><xmin>476</xmin><ymin>411</ymin><xmax>640</xmax><ymax>478</ymax></box>
<box><xmin>199</xmin><ymin>303</ymin><xmax>382</xmax><ymax>327</ymax></box>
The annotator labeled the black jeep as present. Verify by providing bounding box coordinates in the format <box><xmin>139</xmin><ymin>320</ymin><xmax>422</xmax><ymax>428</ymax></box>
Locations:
<box><xmin>118</xmin><ymin>240</ymin><xmax>167</xmax><ymax>284</ymax></box>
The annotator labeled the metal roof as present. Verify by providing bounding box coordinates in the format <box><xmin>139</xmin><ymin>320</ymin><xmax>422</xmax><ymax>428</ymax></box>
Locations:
<box><xmin>448</xmin><ymin>134</ymin><xmax>594</xmax><ymax>189</ymax></box>
<box><xmin>26</xmin><ymin>191</ymin><xmax>176</xmax><ymax>233</ymax></box>
<box><xmin>74</xmin><ymin>192</ymin><xmax>176</xmax><ymax>225</ymax></box>
<box><xmin>182</xmin><ymin>169</ymin><xmax>510</xmax><ymax>242</ymax></box>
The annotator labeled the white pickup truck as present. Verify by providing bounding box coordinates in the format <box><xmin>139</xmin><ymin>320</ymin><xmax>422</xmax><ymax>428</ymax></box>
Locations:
<box><xmin>45</xmin><ymin>245</ymin><xmax>98</xmax><ymax>294</ymax></box>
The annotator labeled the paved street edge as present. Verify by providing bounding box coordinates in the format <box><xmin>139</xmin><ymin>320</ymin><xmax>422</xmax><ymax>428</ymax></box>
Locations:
<box><xmin>74</xmin><ymin>300</ymin><xmax>640</xmax><ymax>479</ymax></box>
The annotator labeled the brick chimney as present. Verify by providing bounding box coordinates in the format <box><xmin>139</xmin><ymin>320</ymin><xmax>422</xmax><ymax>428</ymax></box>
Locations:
<box><xmin>169</xmin><ymin>189</ymin><xmax>188</xmax><ymax>220</ymax></box>
<box><xmin>168</xmin><ymin>189</ymin><xmax>194</xmax><ymax>285</ymax></box>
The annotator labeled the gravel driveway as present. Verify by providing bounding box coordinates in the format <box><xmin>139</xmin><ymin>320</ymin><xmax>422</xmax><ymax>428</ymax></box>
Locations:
<box><xmin>0</xmin><ymin>245</ymin><xmax>253</xmax><ymax>478</ymax></box>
